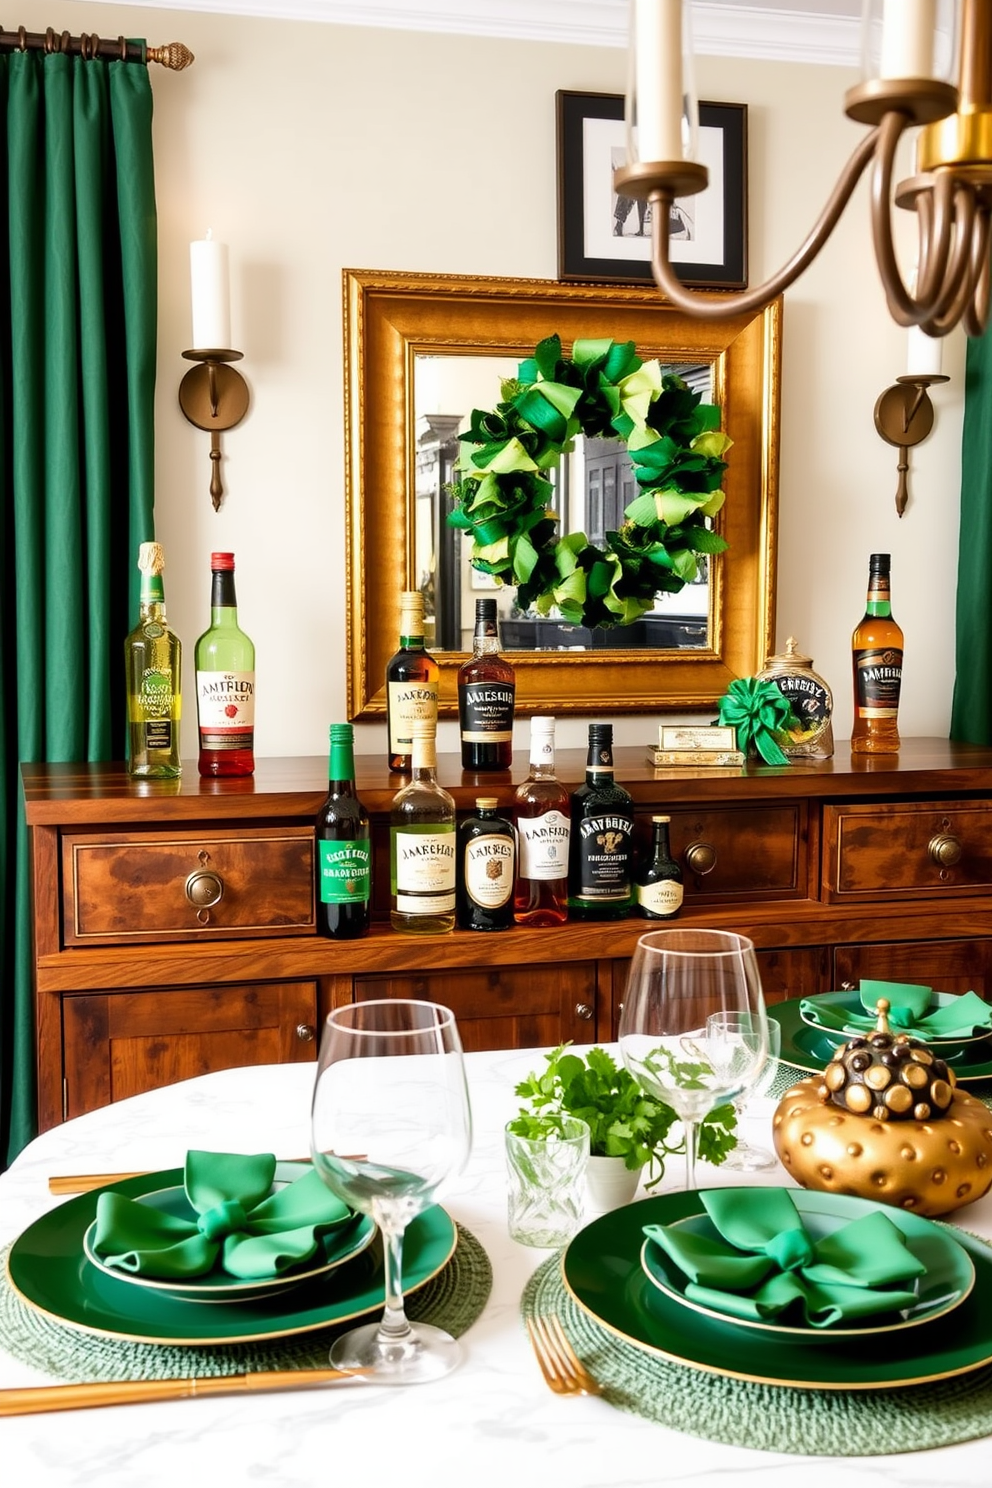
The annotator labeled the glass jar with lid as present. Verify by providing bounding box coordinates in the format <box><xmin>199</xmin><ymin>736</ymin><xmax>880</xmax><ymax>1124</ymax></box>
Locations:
<box><xmin>756</xmin><ymin>636</ymin><xmax>834</xmax><ymax>759</ymax></box>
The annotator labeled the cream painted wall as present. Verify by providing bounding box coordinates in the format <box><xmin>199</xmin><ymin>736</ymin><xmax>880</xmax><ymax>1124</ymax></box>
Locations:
<box><xmin>24</xmin><ymin>3</ymin><xmax>965</xmax><ymax>759</ymax></box>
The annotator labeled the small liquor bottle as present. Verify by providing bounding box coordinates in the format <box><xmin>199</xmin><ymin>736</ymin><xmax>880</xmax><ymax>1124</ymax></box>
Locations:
<box><xmin>851</xmin><ymin>552</ymin><xmax>904</xmax><ymax>755</ymax></box>
<box><xmin>390</xmin><ymin>718</ymin><xmax>456</xmax><ymax>933</ymax></box>
<box><xmin>457</xmin><ymin>598</ymin><xmax>516</xmax><ymax>770</ymax></box>
<box><xmin>457</xmin><ymin>796</ymin><xmax>516</xmax><ymax>931</ymax></box>
<box><xmin>316</xmin><ymin>724</ymin><xmax>371</xmax><ymax>940</ymax></box>
<box><xmin>195</xmin><ymin>552</ymin><xmax>255</xmax><ymax>777</ymax></box>
<box><xmin>124</xmin><ymin>541</ymin><xmax>182</xmax><ymax>778</ymax></box>
<box><xmin>635</xmin><ymin>815</ymin><xmax>683</xmax><ymax>920</ymax></box>
<box><xmin>386</xmin><ymin>589</ymin><xmax>439</xmax><ymax>773</ymax></box>
<box><xmin>567</xmin><ymin>723</ymin><xmax>634</xmax><ymax>920</ymax></box>
<box><xmin>514</xmin><ymin>716</ymin><xmax>569</xmax><ymax>926</ymax></box>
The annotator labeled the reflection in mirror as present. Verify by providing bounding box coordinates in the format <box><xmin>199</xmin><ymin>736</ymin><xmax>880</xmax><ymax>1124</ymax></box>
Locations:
<box><xmin>414</xmin><ymin>355</ymin><xmax>713</xmax><ymax>654</ymax></box>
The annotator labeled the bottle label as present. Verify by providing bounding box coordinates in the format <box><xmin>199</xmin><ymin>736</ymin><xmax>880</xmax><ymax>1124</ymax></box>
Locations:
<box><xmin>518</xmin><ymin>811</ymin><xmax>570</xmax><ymax>879</ymax></box>
<box><xmin>459</xmin><ymin>682</ymin><xmax>515</xmax><ymax>744</ymax></box>
<box><xmin>317</xmin><ymin>841</ymin><xmax>371</xmax><ymax>904</ymax></box>
<box><xmin>464</xmin><ymin>832</ymin><xmax>515</xmax><ymax>909</ymax></box>
<box><xmin>574</xmin><ymin>813</ymin><xmax>633</xmax><ymax>900</ymax></box>
<box><xmin>131</xmin><ymin>668</ymin><xmax>179</xmax><ymax>722</ymax></box>
<box><xmin>637</xmin><ymin>879</ymin><xmax>684</xmax><ymax>915</ymax></box>
<box><xmin>387</xmin><ymin>680</ymin><xmax>439</xmax><ymax>753</ymax></box>
<box><xmin>854</xmin><ymin>648</ymin><xmax>903</xmax><ymax>718</ymax></box>
<box><xmin>143</xmin><ymin>720</ymin><xmax>174</xmax><ymax>751</ymax></box>
<box><xmin>773</xmin><ymin>674</ymin><xmax>831</xmax><ymax>729</ymax></box>
<box><xmin>392</xmin><ymin>826</ymin><xmax>456</xmax><ymax>906</ymax></box>
<box><xmin>197</xmin><ymin>670</ymin><xmax>255</xmax><ymax>749</ymax></box>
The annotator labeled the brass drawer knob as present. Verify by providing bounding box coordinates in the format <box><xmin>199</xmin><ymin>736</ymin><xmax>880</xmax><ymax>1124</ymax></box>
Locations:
<box><xmin>185</xmin><ymin>869</ymin><xmax>225</xmax><ymax>909</ymax></box>
<box><xmin>928</xmin><ymin>833</ymin><xmax>963</xmax><ymax>868</ymax></box>
<box><xmin>296</xmin><ymin>1023</ymin><xmax>316</xmax><ymax>1043</ymax></box>
<box><xmin>575</xmin><ymin>1003</ymin><xmax>594</xmax><ymax>1021</ymax></box>
<box><xmin>685</xmin><ymin>840</ymin><xmax>717</xmax><ymax>875</ymax></box>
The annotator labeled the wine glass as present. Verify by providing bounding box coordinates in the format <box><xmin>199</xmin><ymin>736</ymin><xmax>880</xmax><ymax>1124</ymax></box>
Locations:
<box><xmin>618</xmin><ymin>929</ymin><xmax>768</xmax><ymax>1190</ymax></box>
<box><xmin>705</xmin><ymin>1011</ymin><xmax>782</xmax><ymax>1171</ymax></box>
<box><xmin>310</xmin><ymin>999</ymin><xmax>472</xmax><ymax>1384</ymax></box>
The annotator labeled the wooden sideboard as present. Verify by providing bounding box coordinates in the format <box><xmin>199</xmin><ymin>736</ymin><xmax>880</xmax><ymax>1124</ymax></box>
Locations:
<box><xmin>22</xmin><ymin>740</ymin><xmax>992</xmax><ymax>1130</ymax></box>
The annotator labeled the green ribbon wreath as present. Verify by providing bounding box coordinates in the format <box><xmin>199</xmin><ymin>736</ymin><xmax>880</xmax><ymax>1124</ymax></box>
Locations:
<box><xmin>718</xmin><ymin>677</ymin><xmax>799</xmax><ymax>766</ymax></box>
<box><xmin>447</xmin><ymin>334</ymin><xmax>732</xmax><ymax>630</ymax></box>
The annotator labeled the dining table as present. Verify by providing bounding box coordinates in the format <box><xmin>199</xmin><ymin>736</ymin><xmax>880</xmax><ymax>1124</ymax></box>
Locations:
<box><xmin>3</xmin><ymin>1041</ymin><xmax>992</xmax><ymax>1488</ymax></box>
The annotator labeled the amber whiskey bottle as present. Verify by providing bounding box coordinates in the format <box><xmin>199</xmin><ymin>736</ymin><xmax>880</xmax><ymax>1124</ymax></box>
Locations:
<box><xmin>385</xmin><ymin>590</ymin><xmax>439</xmax><ymax>773</ymax></box>
<box><xmin>851</xmin><ymin>553</ymin><xmax>903</xmax><ymax>755</ymax></box>
<box><xmin>457</xmin><ymin>598</ymin><xmax>516</xmax><ymax>770</ymax></box>
<box><xmin>567</xmin><ymin>723</ymin><xmax>634</xmax><ymax>920</ymax></box>
<box><xmin>514</xmin><ymin>715</ymin><xmax>569</xmax><ymax>926</ymax></box>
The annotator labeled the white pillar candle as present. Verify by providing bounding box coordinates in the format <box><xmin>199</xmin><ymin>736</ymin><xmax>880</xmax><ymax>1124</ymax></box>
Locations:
<box><xmin>634</xmin><ymin>0</ymin><xmax>684</xmax><ymax>162</ymax></box>
<box><xmin>190</xmin><ymin>231</ymin><xmax>231</xmax><ymax>350</ymax></box>
<box><xmin>907</xmin><ymin>323</ymin><xmax>944</xmax><ymax>376</ymax></box>
<box><xmin>880</xmin><ymin>0</ymin><xmax>935</xmax><ymax>79</ymax></box>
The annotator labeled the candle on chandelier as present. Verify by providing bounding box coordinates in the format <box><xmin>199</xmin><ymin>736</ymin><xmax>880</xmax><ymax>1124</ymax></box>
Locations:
<box><xmin>633</xmin><ymin>0</ymin><xmax>684</xmax><ymax>162</ymax></box>
<box><xmin>190</xmin><ymin>230</ymin><xmax>231</xmax><ymax>351</ymax></box>
<box><xmin>879</xmin><ymin>0</ymin><xmax>936</xmax><ymax>79</ymax></box>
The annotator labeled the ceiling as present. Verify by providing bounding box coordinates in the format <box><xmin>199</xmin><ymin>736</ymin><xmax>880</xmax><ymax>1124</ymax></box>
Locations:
<box><xmin>89</xmin><ymin>2</ymin><xmax>867</xmax><ymax>67</ymax></box>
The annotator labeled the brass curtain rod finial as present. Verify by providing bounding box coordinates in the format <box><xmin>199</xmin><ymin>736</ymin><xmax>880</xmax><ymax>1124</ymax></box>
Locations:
<box><xmin>874</xmin><ymin>373</ymin><xmax>949</xmax><ymax>518</ymax></box>
<box><xmin>147</xmin><ymin>42</ymin><xmax>195</xmax><ymax>71</ymax></box>
<box><xmin>178</xmin><ymin>350</ymin><xmax>250</xmax><ymax>513</ymax></box>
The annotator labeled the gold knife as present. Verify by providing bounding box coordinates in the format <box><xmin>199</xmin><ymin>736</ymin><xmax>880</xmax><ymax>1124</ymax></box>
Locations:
<box><xmin>0</xmin><ymin>1367</ymin><xmax>371</xmax><ymax>1416</ymax></box>
<box><xmin>48</xmin><ymin>1160</ymin><xmax>312</xmax><ymax>1196</ymax></box>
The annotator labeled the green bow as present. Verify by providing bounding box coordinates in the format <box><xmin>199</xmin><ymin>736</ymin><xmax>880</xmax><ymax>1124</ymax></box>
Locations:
<box><xmin>644</xmin><ymin>1188</ymin><xmax>926</xmax><ymax>1328</ymax></box>
<box><xmin>92</xmin><ymin>1151</ymin><xmax>352</xmax><ymax>1281</ymax></box>
<box><xmin>801</xmin><ymin>983</ymin><xmax>992</xmax><ymax>1040</ymax></box>
<box><xmin>717</xmin><ymin>677</ymin><xmax>797</xmax><ymax>765</ymax></box>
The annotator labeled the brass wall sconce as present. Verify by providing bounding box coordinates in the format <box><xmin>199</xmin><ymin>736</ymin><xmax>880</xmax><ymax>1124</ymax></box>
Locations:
<box><xmin>873</xmin><ymin>372</ymin><xmax>948</xmax><ymax>518</ymax></box>
<box><xmin>178</xmin><ymin>349</ymin><xmax>250</xmax><ymax>511</ymax></box>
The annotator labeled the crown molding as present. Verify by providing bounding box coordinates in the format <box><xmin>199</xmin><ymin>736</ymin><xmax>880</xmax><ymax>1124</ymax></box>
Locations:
<box><xmin>92</xmin><ymin>1</ymin><xmax>863</xmax><ymax>68</ymax></box>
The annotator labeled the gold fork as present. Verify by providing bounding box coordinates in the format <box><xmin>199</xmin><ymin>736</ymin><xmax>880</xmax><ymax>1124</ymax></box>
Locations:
<box><xmin>525</xmin><ymin>1314</ymin><xmax>601</xmax><ymax>1397</ymax></box>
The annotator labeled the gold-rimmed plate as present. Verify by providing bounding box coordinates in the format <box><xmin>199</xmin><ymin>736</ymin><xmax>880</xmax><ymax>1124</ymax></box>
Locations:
<box><xmin>771</xmin><ymin>998</ymin><xmax>992</xmax><ymax>1084</ymax></box>
<box><xmin>798</xmin><ymin>990</ymin><xmax>992</xmax><ymax>1054</ymax></box>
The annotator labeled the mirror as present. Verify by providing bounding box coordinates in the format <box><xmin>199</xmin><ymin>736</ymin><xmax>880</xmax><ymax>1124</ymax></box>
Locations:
<box><xmin>344</xmin><ymin>270</ymin><xmax>781</xmax><ymax>719</ymax></box>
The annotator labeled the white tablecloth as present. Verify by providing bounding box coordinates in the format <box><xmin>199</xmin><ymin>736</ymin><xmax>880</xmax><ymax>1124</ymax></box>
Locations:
<box><xmin>3</xmin><ymin>1046</ymin><xmax>992</xmax><ymax>1487</ymax></box>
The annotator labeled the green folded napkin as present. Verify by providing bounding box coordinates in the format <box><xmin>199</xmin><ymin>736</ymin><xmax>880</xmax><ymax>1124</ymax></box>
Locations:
<box><xmin>799</xmin><ymin>982</ymin><xmax>992</xmax><ymax>1040</ymax></box>
<box><xmin>643</xmin><ymin>1188</ymin><xmax>925</xmax><ymax>1328</ymax></box>
<box><xmin>92</xmin><ymin>1152</ymin><xmax>352</xmax><ymax>1281</ymax></box>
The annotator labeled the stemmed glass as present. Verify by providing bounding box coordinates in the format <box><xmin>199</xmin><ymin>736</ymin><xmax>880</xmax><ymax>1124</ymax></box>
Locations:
<box><xmin>310</xmin><ymin>999</ymin><xmax>472</xmax><ymax>1384</ymax></box>
<box><xmin>618</xmin><ymin>929</ymin><xmax>768</xmax><ymax>1190</ymax></box>
<box><xmin>705</xmin><ymin>1011</ymin><xmax>782</xmax><ymax>1171</ymax></box>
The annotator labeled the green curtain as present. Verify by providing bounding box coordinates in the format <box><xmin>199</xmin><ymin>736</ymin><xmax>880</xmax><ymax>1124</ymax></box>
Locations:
<box><xmin>0</xmin><ymin>49</ymin><xmax>157</xmax><ymax>1166</ymax></box>
<box><xmin>951</xmin><ymin>326</ymin><xmax>992</xmax><ymax>745</ymax></box>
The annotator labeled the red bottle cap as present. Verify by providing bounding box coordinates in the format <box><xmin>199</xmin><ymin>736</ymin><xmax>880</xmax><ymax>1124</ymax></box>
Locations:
<box><xmin>210</xmin><ymin>552</ymin><xmax>235</xmax><ymax>570</ymax></box>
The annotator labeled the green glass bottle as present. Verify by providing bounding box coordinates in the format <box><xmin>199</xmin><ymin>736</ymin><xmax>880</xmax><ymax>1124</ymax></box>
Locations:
<box><xmin>316</xmin><ymin>724</ymin><xmax>372</xmax><ymax>940</ymax></box>
<box><xmin>195</xmin><ymin>552</ymin><xmax>255</xmax><ymax>777</ymax></box>
<box><xmin>457</xmin><ymin>796</ymin><xmax>516</xmax><ymax>931</ymax></box>
<box><xmin>124</xmin><ymin>542</ymin><xmax>182</xmax><ymax>778</ymax></box>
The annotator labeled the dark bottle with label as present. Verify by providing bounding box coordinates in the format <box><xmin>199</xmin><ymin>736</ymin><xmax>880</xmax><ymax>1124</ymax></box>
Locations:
<box><xmin>457</xmin><ymin>795</ymin><xmax>516</xmax><ymax>930</ymax></box>
<box><xmin>635</xmin><ymin>815</ymin><xmax>684</xmax><ymax>920</ymax></box>
<box><xmin>386</xmin><ymin>589</ymin><xmax>439</xmax><ymax>773</ymax></box>
<box><xmin>567</xmin><ymin>723</ymin><xmax>634</xmax><ymax>920</ymax></box>
<box><xmin>316</xmin><ymin>723</ymin><xmax>371</xmax><ymax>939</ymax></box>
<box><xmin>457</xmin><ymin>598</ymin><xmax>516</xmax><ymax>770</ymax></box>
<box><xmin>851</xmin><ymin>552</ymin><xmax>904</xmax><ymax>755</ymax></box>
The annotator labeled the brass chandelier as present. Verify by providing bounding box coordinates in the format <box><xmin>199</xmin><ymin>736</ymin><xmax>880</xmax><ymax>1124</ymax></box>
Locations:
<box><xmin>616</xmin><ymin>0</ymin><xmax>992</xmax><ymax>338</ymax></box>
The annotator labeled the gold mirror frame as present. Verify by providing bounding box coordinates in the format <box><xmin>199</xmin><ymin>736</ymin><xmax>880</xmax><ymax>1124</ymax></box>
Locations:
<box><xmin>344</xmin><ymin>269</ymin><xmax>781</xmax><ymax>719</ymax></box>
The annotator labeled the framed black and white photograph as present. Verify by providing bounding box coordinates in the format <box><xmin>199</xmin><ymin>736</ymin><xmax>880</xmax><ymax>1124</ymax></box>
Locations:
<box><xmin>556</xmin><ymin>91</ymin><xmax>748</xmax><ymax>289</ymax></box>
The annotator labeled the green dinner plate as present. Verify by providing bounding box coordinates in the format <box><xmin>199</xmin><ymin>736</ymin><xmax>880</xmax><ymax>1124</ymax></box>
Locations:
<box><xmin>6</xmin><ymin>1167</ymin><xmax>456</xmax><ymax>1345</ymax></box>
<box><xmin>80</xmin><ymin>1164</ymin><xmax>377</xmax><ymax>1304</ymax></box>
<box><xmin>798</xmin><ymin>990</ymin><xmax>992</xmax><ymax>1055</ymax></box>
<box><xmin>639</xmin><ymin>1188</ymin><xmax>975</xmax><ymax>1338</ymax></box>
<box><xmin>770</xmin><ymin>997</ymin><xmax>992</xmax><ymax>1084</ymax></box>
<box><xmin>563</xmin><ymin>1187</ymin><xmax>992</xmax><ymax>1388</ymax></box>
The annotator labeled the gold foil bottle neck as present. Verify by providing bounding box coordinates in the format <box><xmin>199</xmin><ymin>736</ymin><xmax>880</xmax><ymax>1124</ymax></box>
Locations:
<box><xmin>137</xmin><ymin>541</ymin><xmax>165</xmax><ymax>576</ymax></box>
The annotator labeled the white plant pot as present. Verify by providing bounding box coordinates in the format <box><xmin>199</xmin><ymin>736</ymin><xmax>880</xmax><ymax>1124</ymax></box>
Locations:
<box><xmin>586</xmin><ymin>1154</ymin><xmax>641</xmax><ymax>1210</ymax></box>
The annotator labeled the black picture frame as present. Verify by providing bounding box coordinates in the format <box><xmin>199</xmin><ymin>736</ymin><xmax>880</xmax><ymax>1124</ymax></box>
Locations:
<box><xmin>556</xmin><ymin>90</ymin><xmax>748</xmax><ymax>289</ymax></box>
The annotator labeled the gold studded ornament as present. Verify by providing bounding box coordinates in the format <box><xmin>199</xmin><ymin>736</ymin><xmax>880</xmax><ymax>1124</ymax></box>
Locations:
<box><xmin>773</xmin><ymin>1000</ymin><xmax>992</xmax><ymax>1217</ymax></box>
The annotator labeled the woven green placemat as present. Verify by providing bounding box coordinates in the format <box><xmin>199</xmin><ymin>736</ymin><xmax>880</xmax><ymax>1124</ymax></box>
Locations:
<box><xmin>522</xmin><ymin>1249</ymin><xmax>992</xmax><ymax>1455</ymax></box>
<box><xmin>0</xmin><ymin>1223</ymin><xmax>490</xmax><ymax>1383</ymax></box>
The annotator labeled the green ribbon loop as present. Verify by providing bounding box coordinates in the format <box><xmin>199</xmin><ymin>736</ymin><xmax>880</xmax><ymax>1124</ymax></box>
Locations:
<box><xmin>717</xmin><ymin>677</ymin><xmax>797</xmax><ymax>765</ymax></box>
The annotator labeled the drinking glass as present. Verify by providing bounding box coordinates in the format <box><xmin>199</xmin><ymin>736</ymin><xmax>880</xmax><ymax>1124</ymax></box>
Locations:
<box><xmin>310</xmin><ymin>999</ymin><xmax>472</xmax><ymax>1383</ymax></box>
<box><xmin>505</xmin><ymin>1117</ymin><xmax>590</xmax><ymax>1247</ymax></box>
<box><xmin>705</xmin><ymin>1011</ymin><xmax>782</xmax><ymax>1171</ymax></box>
<box><xmin>618</xmin><ymin>929</ymin><xmax>768</xmax><ymax>1190</ymax></box>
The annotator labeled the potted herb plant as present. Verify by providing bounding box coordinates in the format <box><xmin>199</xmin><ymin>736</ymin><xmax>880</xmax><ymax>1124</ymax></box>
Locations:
<box><xmin>507</xmin><ymin>1043</ymin><xmax>737</xmax><ymax>1208</ymax></box>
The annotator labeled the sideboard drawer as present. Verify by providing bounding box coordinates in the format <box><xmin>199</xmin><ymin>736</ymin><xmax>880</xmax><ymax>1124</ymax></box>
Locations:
<box><xmin>823</xmin><ymin>800</ymin><xmax>992</xmax><ymax>902</ymax></box>
<box><xmin>62</xmin><ymin>827</ymin><xmax>315</xmax><ymax>945</ymax></box>
<box><xmin>666</xmin><ymin>803</ymin><xmax>807</xmax><ymax>902</ymax></box>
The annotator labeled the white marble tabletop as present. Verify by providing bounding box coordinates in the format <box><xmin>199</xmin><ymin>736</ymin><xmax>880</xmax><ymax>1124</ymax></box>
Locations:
<box><xmin>3</xmin><ymin>1045</ymin><xmax>992</xmax><ymax>1488</ymax></box>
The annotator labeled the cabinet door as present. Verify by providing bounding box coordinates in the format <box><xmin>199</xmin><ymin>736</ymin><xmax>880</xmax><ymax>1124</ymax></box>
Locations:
<box><xmin>62</xmin><ymin>982</ymin><xmax>318</xmax><ymax>1119</ymax></box>
<box><xmin>834</xmin><ymin>940</ymin><xmax>992</xmax><ymax>996</ymax></box>
<box><xmin>354</xmin><ymin>964</ymin><xmax>599</xmax><ymax>1050</ymax></box>
<box><xmin>608</xmin><ymin>946</ymin><xmax>828</xmax><ymax>1036</ymax></box>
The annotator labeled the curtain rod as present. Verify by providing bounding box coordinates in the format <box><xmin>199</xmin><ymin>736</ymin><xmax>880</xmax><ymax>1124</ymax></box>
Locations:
<box><xmin>0</xmin><ymin>27</ymin><xmax>193</xmax><ymax>70</ymax></box>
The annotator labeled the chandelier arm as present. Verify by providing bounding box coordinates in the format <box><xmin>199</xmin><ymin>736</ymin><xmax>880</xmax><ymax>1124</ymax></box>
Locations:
<box><xmin>913</xmin><ymin>172</ymin><xmax>959</xmax><ymax>314</ymax></box>
<box><xmin>963</xmin><ymin>232</ymin><xmax>992</xmax><ymax>337</ymax></box>
<box><xmin>927</xmin><ymin>208</ymin><xmax>992</xmax><ymax>335</ymax></box>
<box><xmin>922</xmin><ymin>185</ymin><xmax>979</xmax><ymax>324</ymax></box>
<box><xmin>870</xmin><ymin>111</ymin><xmax>939</xmax><ymax>326</ymax></box>
<box><xmin>647</xmin><ymin>127</ymin><xmax>882</xmax><ymax>318</ymax></box>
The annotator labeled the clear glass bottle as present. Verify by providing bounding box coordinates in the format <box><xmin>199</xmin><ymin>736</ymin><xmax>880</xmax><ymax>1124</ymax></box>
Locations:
<box><xmin>514</xmin><ymin>716</ymin><xmax>569</xmax><ymax>926</ymax></box>
<box><xmin>567</xmin><ymin>723</ymin><xmax>634</xmax><ymax>920</ymax></box>
<box><xmin>124</xmin><ymin>541</ymin><xmax>182</xmax><ymax>778</ymax></box>
<box><xmin>457</xmin><ymin>796</ymin><xmax>516</xmax><ymax>931</ymax></box>
<box><xmin>635</xmin><ymin>814</ymin><xmax>683</xmax><ymax>919</ymax></box>
<box><xmin>316</xmin><ymin>723</ymin><xmax>371</xmax><ymax>940</ymax></box>
<box><xmin>390</xmin><ymin>718</ymin><xmax>456</xmax><ymax>933</ymax></box>
<box><xmin>195</xmin><ymin>552</ymin><xmax>255</xmax><ymax>777</ymax></box>
<box><xmin>457</xmin><ymin>597</ymin><xmax>516</xmax><ymax>770</ymax></box>
<box><xmin>386</xmin><ymin>590</ymin><xmax>439</xmax><ymax>773</ymax></box>
<box><xmin>851</xmin><ymin>552</ymin><xmax>904</xmax><ymax>755</ymax></box>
